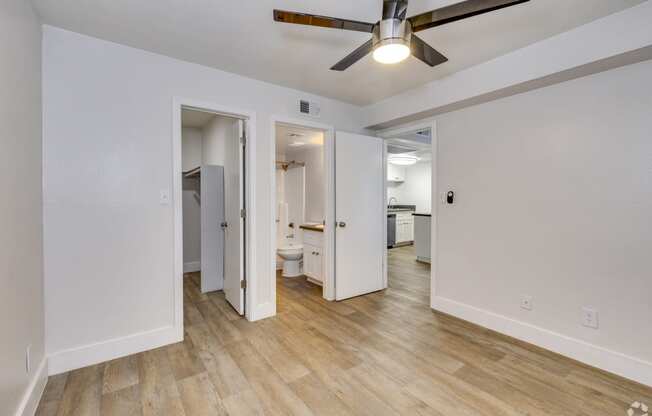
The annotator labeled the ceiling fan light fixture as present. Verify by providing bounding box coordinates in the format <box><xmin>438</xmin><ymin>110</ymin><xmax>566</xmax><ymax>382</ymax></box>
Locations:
<box><xmin>373</xmin><ymin>39</ymin><xmax>410</xmax><ymax>64</ymax></box>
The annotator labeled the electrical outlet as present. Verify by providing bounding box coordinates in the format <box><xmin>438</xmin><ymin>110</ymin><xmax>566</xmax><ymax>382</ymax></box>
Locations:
<box><xmin>582</xmin><ymin>307</ymin><xmax>599</xmax><ymax>329</ymax></box>
<box><xmin>520</xmin><ymin>295</ymin><xmax>533</xmax><ymax>311</ymax></box>
<box><xmin>25</xmin><ymin>345</ymin><xmax>31</xmax><ymax>374</ymax></box>
<box><xmin>159</xmin><ymin>189</ymin><xmax>170</xmax><ymax>205</ymax></box>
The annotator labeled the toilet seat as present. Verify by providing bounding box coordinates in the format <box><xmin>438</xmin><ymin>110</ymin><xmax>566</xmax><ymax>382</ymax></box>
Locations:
<box><xmin>278</xmin><ymin>244</ymin><xmax>303</xmax><ymax>256</ymax></box>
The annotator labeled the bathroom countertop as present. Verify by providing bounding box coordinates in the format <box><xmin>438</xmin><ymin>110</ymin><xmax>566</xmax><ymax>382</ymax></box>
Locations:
<box><xmin>300</xmin><ymin>223</ymin><xmax>324</xmax><ymax>232</ymax></box>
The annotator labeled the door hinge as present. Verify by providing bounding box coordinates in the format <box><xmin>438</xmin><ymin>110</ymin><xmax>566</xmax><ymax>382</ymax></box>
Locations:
<box><xmin>240</xmin><ymin>208</ymin><xmax>246</xmax><ymax>218</ymax></box>
<box><xmin>240</xmin><ymin>280</ymin><xmax>247</xmax><ymax>289</ymax></box>
<box><xmin>240</xmin><ymin>134</ymin><xmax>246</xmax><ymax>147</ymax></box>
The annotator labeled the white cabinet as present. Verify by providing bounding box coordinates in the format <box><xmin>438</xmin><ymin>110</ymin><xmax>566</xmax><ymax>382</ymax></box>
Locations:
<box><xmin>395</xmin><ymin>212</ymin><xmax>414</xmax><ymax>243</ymax></box>
<box><xmin>302</xmin><ymin>230</ymin><xmax>323</xmax><ymax>285</ymax></box>
<box><xmin>413</xmin><ymin>215</ymin><xmax>431</xmax><ymax>263</ymax></box>
<box><xmin>387</xmin><ymin>164</ymin><xmax>406</xmax><ymax>182</ymax></box>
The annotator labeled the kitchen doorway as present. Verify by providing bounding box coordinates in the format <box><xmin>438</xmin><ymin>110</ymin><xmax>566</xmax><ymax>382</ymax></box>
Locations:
<box><xmin>381</xmin><ymin>124</ymin><xmax>435</xmax><ymax>306</ymax></box>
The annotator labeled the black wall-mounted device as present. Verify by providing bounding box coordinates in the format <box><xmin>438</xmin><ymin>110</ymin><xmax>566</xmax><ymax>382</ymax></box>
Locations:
<box><xmin>446</xmin><ymin>191</ymin><xmax>454</xmax><ymax>204</ymax></box>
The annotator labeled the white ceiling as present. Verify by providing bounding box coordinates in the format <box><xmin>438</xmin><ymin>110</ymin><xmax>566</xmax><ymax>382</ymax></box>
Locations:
<box><xmin>386</xmin><ymin>128</ymin><xmax>432</xmax><ymax>162</ymax></box>
<box><xmin>276</xmin><ymin>124</ymin><xmax>324</xmax><ymax>155</ymax></box>
<box><xmin>181</xmin><ymin>109</ymin><xmax>216</xmax><ymax>129</ymax></box>
<box><xmin>32</xmin><ymin>0</ymin><xmax>644</xmax><ymax>105</ymax></box>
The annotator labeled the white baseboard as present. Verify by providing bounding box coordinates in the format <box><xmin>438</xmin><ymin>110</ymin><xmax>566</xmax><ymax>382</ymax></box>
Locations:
<box><xmin>183</xmin><ymin>261</ymin><xmax>200</xmax><ymax>273</ymax></box>
<box><xmin>48</xmin><ymin>325</ymin><xmax>181</xmax><ymax>375</ymax></box>
<box><xmin>432</xmin><ymin>295</ymin><xmax>652</xmax><ymax>387</ymax></box>
<box><xmin>14</xmin><ymin>357</ymin><xmax>48</xmax><ymax>416</ymax></box>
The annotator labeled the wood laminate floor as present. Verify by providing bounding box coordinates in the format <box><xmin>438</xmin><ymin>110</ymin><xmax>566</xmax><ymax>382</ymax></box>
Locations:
<box><xmin>37</xmin><ymin>246</ymin><xmax>652</xmax><ymax>415</ymax></box>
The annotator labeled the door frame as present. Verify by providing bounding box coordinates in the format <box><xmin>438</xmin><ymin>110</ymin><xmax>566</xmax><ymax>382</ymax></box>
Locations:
<box><xmin>375</xmin><ymin>119</ymin><xmax>438</xmax><ymax>307</ymax></box>
<box><xmin>172</xmin><ymin>97</ymin><xmax>257</xmax><ymax>337</ymax></box>
<box><xmin>271</xmin><ymin>116</ymin><xmax>336</xmax><ymax>302</ymax></box>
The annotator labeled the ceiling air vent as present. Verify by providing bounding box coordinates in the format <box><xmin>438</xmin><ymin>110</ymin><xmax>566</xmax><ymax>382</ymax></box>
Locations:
<box><xmin>299</xmin><ymin>100</ymin><xmax>320</xmax><ymax>117</ymax></box>
<box><xmin>387</xmin><ymin>144</ymin><xmax>418</xmax><ymax>154</ymax></box>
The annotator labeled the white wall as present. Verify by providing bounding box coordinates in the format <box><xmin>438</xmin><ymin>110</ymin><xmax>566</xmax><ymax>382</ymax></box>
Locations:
<box><xmin>386</xmin><ymin>162</ymin><xmax>432</xmax><ymax>213</ymax></box>
<box><xmin>202</xmin><ymin>115</ymin><xmax>237</xmax><ymax>166</ymax></box>
<box><xmin>42</xmin><ymin>26</ymin><xmax>364</xmax><ymax>373</ymax></box>
<box><xmin>435</xmin><ymin>60</ymin><xmax>652</xmax><ymax>384</ymax></box>
<box><xmin>181</xmin><ymin>127</ymin><xmax>202</xmax><ymax>170</ymax></box>
<box><xmin>0</xmin><ymin>1</ymin><xmax>47</xmax><ymax>415</ymax></box>
<box><xmin>182</xmin><ymin>127</ymin><xmax>202</xmax><ymax>269</ymax></box>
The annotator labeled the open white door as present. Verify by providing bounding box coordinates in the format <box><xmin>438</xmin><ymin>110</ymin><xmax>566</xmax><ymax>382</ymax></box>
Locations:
<box><xmin>335</xmin><ymin>131</ymin><xmax>385</xmax><ymax>300</ymax></box>
<box><xmin>223</xmin><ymin>119</ymin><xmax>245</xmax><ymax>314</ymax></box>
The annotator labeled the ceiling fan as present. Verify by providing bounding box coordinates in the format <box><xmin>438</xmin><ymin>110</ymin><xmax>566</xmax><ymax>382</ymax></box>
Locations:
<box><xmin>273</xmin><ymin>0</ymin><xmax>530</xmax><ymax>71</ymax></box>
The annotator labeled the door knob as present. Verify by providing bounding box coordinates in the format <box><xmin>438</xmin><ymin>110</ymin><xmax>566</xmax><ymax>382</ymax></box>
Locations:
<box><xmin>337</xmin><ymin>221</ymin><xmax>346</xmax><ymax>228</ymax></box>
<box><xmin>220</xmin><ymin>222</ymin><xmax>228</xmax><ymax>229</ymax></box>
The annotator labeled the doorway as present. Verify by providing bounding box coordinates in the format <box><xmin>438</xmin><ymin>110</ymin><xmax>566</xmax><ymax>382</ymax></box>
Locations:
<box><xmin>271</xmin><ymin>121</ymin><xmax>388</xmax><ymax>304</ymax></box>
<box><xmin>273</xmin><ymin>121</ymin><xmax>331</xmax><ymax>299</ymax></box>
<box><xmin>173</xmin><ymin>98</ymin><xmax>256</xmax><ymax>335</ymax></box>
<box><xmin>379</xmin><ymin>122</ymin><xmax>437</xmax><ymax>307</ymax></box>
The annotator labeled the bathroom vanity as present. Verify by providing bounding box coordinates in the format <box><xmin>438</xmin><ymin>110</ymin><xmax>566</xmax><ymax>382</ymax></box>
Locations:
<box><xmin>300</xmin><ymin>224</ymin><xmax>324</xmax><ymax>285</ymax></box>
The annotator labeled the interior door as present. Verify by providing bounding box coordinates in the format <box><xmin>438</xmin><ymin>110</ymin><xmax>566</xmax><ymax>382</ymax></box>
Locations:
<box><xmin>335</xmin><ymin>131</ymin><xmax>385</xmax><ymax>300</ymax></box>
<box><xmin>200</xmin><ymin>165</ymin><xmax>224</xmax><ymax>293</ymax></box>
<box><xmin>223</xmin><ymin>118</ymin><xmax>245</xmax><ymax>315</ymax></box>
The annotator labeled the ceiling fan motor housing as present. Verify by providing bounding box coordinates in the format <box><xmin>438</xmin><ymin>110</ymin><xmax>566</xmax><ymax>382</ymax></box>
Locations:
<box><xmin>373</xmin><ymin>18</ymin><xmax>412</xmax><ymax>50</ymax></box>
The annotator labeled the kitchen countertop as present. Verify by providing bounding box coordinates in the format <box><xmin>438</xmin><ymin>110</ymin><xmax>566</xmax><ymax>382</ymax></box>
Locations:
<box><xmin>388</xmin><ymin>204</ymin><xmax>416</xmax><ymax>213</ymax></box>
<box><xmin>300</xmin><ymin>223</ymin><xmax>324</xmax><ymax>232</ymax></box>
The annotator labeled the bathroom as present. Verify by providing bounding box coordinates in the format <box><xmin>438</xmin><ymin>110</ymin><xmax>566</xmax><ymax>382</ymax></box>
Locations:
<box><xmin>275</xmin><ymin>123</ymin><xmax>326</xmax><ymax>287</ymax></box>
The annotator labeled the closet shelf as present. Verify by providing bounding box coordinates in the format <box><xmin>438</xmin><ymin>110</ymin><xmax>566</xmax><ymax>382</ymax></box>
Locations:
<box><xmin>183</xmin><ymin>166</ymin><xmax>201</xmax><ymax>178</ymax></box>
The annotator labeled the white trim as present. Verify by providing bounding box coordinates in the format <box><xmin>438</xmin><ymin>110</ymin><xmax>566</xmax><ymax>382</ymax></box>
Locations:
<box><xmin>14</xmin><ymin>358</ymin><xmax>48</xmax><ymax>416</ymax></box>
<box><xmin>48</xmin><ymin>326</ymin><xmax>178</xmax><ymax>375</ymax></box>
<box><xmin>173</xmin><ymin>97</ymin><xmax>257</xmax><ymax>328</ymax></box>
<box><xmin>375</xmin><ymin>119</ymin><xmax>438</xmax><ymax>303</ymax></box>
<box><xmin>432</xmin><ymin>295</ymin><xmax>652</xmax><ymax>387</ymax></box>
<box><xmin>270</xmin><ymin>116</ymin><xmax>336</xmax><ymax>303</ymax></box>
<box><xmin>250</xmin><ymin>301</ymin><xmax>276</xmax><ymax>322</ymax></box>
<box><xmin>382</xmin><ymin>143</ymin><xmax>388</xmax><ymax>289</ymax></box>
<box><xmin>183</xmin><ymin>261</ymin><xmax>200</xmax><ymax>273</ymax></box>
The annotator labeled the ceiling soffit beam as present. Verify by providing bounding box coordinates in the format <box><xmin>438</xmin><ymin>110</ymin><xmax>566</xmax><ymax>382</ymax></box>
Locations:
<box><xmin>362</xmin><ymin>1</ymin><xmax>652</xmax><ymax>130</ymax></box>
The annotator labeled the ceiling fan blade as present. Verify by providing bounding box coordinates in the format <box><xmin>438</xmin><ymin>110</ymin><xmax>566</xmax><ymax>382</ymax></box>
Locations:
<box><xmin>408</xmin><ymin>0</ymin><xmax>530</xmax><ymax>33</ymax></box>
<box><xmin>382</xmin><ymin>0</ymin><xmax>409</xmax><ymax>20</ymax></box>
<box><xmin>410</xmin><ymin>35</ymin><xmax>448</xmax><ymax>67</ymax></box>
<box><xmin>273</xmin><ymin>10</ymin><xmax>375</xmax><ymax>33</ymax></box>
<box><xmin>330</xmin><ymin>39</ymin><xmax>374</xmax><ymax>71</ymax></box>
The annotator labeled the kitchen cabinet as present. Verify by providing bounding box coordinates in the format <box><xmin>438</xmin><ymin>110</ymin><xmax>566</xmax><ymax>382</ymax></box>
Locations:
<box><xmin>395</xmin><ymin>211</ymin><xmax>414</xmax><ymax>243</ymax></box>
<box><xmin>302</xmin><ymin>229</ymin><xmax>323</xmax><ymax>285</ymax></box>
<box><xmin>413</xmin><ymin>214</ymin><xmax>431</xmax><ymax>263</ymax></box>
<box><xmin>387</xmin><ymin>164</ymin><xmax>406</xmax><ymax>182</ymax></box>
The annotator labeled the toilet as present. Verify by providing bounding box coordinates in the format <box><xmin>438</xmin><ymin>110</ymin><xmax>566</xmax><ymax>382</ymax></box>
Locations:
<box><xmin>277</xmin><ymin>242</ymin><xmax>303</xmax><ymax>277</ymax></box>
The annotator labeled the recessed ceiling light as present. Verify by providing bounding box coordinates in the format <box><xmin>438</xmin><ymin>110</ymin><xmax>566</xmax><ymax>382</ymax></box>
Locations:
<box><xmin>388</xmin><ymin>154</ymin><xmax>419</xmax><ymax>166</ymax></box>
